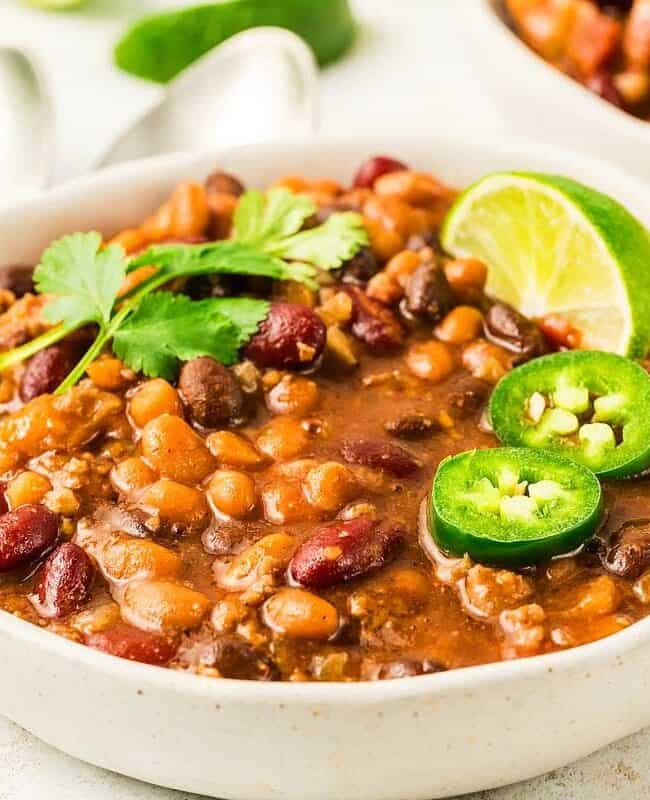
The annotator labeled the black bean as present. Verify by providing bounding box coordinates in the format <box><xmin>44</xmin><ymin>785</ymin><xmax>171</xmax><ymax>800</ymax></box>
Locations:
<box><xmin>603</xmin><ymin>520</ymin><xmax>650</xmax><ymax>579</ymax></box>
<box><xmin>384</xmin><ymin>414</ymin><xmax>439</xmax><ymax>439</ymax></box>
<box><xmin>483</xmin><ymin>302</ymin><xmax>546</xmax><ymax>360</ymax></box>
<box><xmin>403</xmin><ymin>262</ymin><xmax>456</xmax><ymax>322</ymax></box>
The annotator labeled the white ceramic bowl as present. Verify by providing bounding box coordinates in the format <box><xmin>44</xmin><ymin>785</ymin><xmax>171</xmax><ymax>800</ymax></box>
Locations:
<box><xmin>2</xmin><ymin>137</ymin><xmax>650</xmax><ymax>800</ymax></box>
<box><xmin>466</xmin><ymin>0</ymin><xmax>650</xmax><ymax>180</ymax></box>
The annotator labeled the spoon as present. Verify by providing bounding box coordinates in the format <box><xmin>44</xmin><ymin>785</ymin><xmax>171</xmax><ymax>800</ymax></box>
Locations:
<box><xmin>0</xmin><ymin>45</ymin><xmax>53</xmax><ymax>204</ymax></box>
<box><xmin>98</xmin><ymin>27</ymin><xmax>319</xmax><ymax>168</ymax></box>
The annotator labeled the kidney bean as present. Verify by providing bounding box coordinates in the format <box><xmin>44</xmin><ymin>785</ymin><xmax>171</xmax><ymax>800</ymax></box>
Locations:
<box><xmin>204</xmin><ymin>170</ymin><xmax>245</xmax><ymax>197</ymax></box>
<box><xmin>289</xmin><ymin>516</ymin><xmax>405</xmax><ymax>589</ymax></box>
<box><xmin>35</xmin><ymin>542</ymin><xmax>94</xmax><ymax>618</ymax></box>
<box><xmin>341</xmin><ymin>438</ymin><xmax>420</xmax><ymax>477</ymax></box>
<box><xmin>374</xmin><ymin>658</ymin><xmax>445</xmax><ymax>680</ymax></box>
<box><xmin>353</xmin><ymin>156</ymin><xmax>408</xmax><ymax>189</ymax></box>
<box><xmin>179</xmin><ymin>357</ymin><xmax>245</xmax><ymax>428</ymax></box>
<box><xmin>343</xmin><ymin>286</ymin><xmax>404</xmax><ymax>351</ymax></box>
<box><xmin>176</xmin><ymin>632</ymin><xmax>276</xmax><ymax>680</ymax></box>
<box><xmin>483</xmin><ymin>302</ymin><xmax>546</xmax><ymax>360</ymax></box>
<box><xmin>403</xmin><ymin>261</ymin><xmax>456</xmax><ymax>323</ymax></box>
<box><xmin>335</xmin><ymin>247</ymin><xmax>380</xmax><ymax>286</ymax></box>
<box><xmin>0</xmin><ymin>484</ymin><xmax>7</xmax><ymax>516</ymax></box>
<box><xmin>0</xmin><ymin>264</ymin><xmax>34</xmax><ymax>297</ymax></box>
<box><xmin>603</xmin><ymin>520</ymin><xmax>650</xmax><ymax>579</ymax></box>
<box><xmin>586</xmin><ymin>72</ymin><xmax>624</xmax><ymax>108</ymax></box>
<box><xmin>20</xmin><ymin>341</ymin><xmax>86</xmax><ymax>402</ymax></box>
<box><xmin>0</xmin><ymin>505</ymin><xmax>58</xmax><ymax>571</ymax></box>
<box><xmin>244</xmin><ymin>302</ymin><xmax>326</xmax><ymax>370</ymax></box>
<box><xmin>384</xmin><ymin>414</ymin><xmax>439</xmax><ymax>439</ymax></box>
<box><xmin>86</xmin><ymin>622</ymin><xmax>178</xmax><ymax>666</ymax></box>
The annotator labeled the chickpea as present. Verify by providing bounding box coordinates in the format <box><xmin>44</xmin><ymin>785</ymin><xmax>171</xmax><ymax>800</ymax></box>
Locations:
<box><xmin>101</xmin><ymin>533</ymin><xmax>182</xmax><ymax>582</ymax></box>
<box><xmin>363</xmin><ymin>217</ymin><xmax>404</xmax><ymax>261</ymax></box>
<box><xmin>205</xmin><ymin>431</ymin><xmax>266</xmax><ymax>469</ymax></box>
<box><xmin>462</xmin><ymin>340</ymin><xmax>511</xmax><ymax>383</ymax></box>
<box><xmin>444</xmin><ymin>258</ymin><xmax>488</xmax><ymax>293</ymax></box>
<box><xmin>435</xmin><ymin>306</ymin><xmax>483</xmax><ymax>344</ymax></box>
<box><xmin>406</xmin><ymin>340</ymin><xmax>454</xmax><ymax>383</ymax></box>
<box><xmin>256</xmin><ymin>417</ymin><xmax>311</xmax><ymax>461</ymax></box>
<box><xmin>261</xmin><ymin>481</ymin><xmax>313</xmax><ymax>525</ymax></box>
<box><xmin>6</xmin><ymin>470</ymin><xmax>51</xmax><ymax>508</ymax></box>
<box><xmin>121</xmin><ymin>580</ymin><xmax>210</xmax><ymax>634</ymax></box>
<box><xmin>276</xmin><ymin>458</ymin><xmax>320</xmax><ymax>481</ymax></box>
<box><xmin>129</xmin><ymin>379</ymin><xmax>183</xmax><ymax>428</ymax></box>
<box><xmin>141</xmin><ymin>414</ymin><xmax>215</xmax><ymax>484</ymax></box>
<box><xmin>87</xmin><ymin>358</ymin><xmax>131</xmax><ymax>391</ymax></box>
<box><xmin>365</xmin><ymin>272</ymin><xmax>402</xmax><ymax>305</ymax></box>
<box><xmin>141</xmin><ymin>479</ymin><xmax>209</xmax><ymax>530</ymax></box>
<box><xmin>111</xmin><ymin>456</ymin><xmax>157</xmax><ymax>495</ymax></box>
<box><xmin>374</xmin><ymin>170</ymin><xmax>448</xmax><ymax>208</ymax></box>
<box><xmin>384</xmin><ymin>250</ymin><xmax>421</xmax><ymax>287</ymax></box>
<box><xmin>266</xmin><ymin>375</ymin><xmax>319</xmax><ymax>417</ymax></box>
<box><xmin>208</xmin><ymin>470</ymin><xmax>257</xmax><ymax>520</ymax></box>
<box><xmin>263</xmin><ymin>588</ymin><xmax>339</xmax><ymax>640</ymax></box>
<box><xmin>303</xmin><ymin>461</ymin><xmax>359</xmax><ymax>512</ymax></box>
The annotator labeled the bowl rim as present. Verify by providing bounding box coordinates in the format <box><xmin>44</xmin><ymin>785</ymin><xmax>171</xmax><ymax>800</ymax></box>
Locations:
<box><xmin>2</xmin><ymin>134</ymin><xmax>650</xmax><ymax>702</ymax></box>
<box><xmin>477</xmin><ymin>0</ymin><xmax>650</xmax><ymax>137</ymax></box>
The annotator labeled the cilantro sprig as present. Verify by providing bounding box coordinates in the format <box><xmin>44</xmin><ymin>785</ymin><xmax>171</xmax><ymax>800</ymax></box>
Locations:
<box><xmin>0</xmin><ymin>188</ymin><xmax>367</xmax><ymax>392</ymax></box>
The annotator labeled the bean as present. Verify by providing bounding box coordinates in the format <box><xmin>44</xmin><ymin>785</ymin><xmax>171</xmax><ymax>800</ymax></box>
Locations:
<box><xmin>20</xmin><ymin>341</ymin><xmax>85</xmax><ymax>402</ymax></box>
<box><xmin>201</xmin><ymin>520</ymin><xmax>259</xmax><ymax>556</ymax></box>
<box><xmin>205</xmin><ymin>431</ymin><xmax>266</xmax><ymax>469</ymax></box>
<box><xmin>384</xmin><ymin>414</ymin><xmax>439</xmax><ymax>439</ymax></box>
<box><xmin>586</xmin><ymin>72</ymin><xmax>624</xmax><ymax>107</ymax></box>
<box><xmin>122</xmin><ymin>580</ymin><xmax>210</xmax><ymax>634</ymax></box>
<box><xmin>373</xmin><ymin>659</ymin><xmax>445</xmax><ymax>680</ymax></box>
<box><xmin>303</xmin><ymin>461</ymin><xmax>359</xmax><ymax>512</ymax></box>
<box><xmin>176</xmin><ymin>632</ymin><xmax>276</xmax><ymax>680</ymax></box>
<box><xmin>444</xmin><ymin>258</ymin><xmax>487</xmax><ymax>293</ymax></box>
<box><xmin>385</xmin><ymin>250</ymin><xmax>422</xmax><ymax>287</ymax></box>
<box><xmin>483</xmin><ymin>302</ymin><xmax>545</xmax><ymax>360</ymax></box>
<box><xmin>86</xmin><ymin>622</ymin><xmax>178</xmax><ymax>665</ymax></box>
<box><xmin>204</xmin><ymin>170</ymin><xmax>245</xmax><ymax>197</ymax></box>
<box><xmin>353</xmin><ymin>156</ymin><xmax>408</xmax><ymax>189</ymax></box>
<box><xmin>100</xmin><ymin>533</ymin><xmax>181</xmax><ymax>583</ymax></box>
<box><xmin>178</xmin><ymin>357</ymin><xmax>245</xmax><ymax>428</ymax></box>
<box><xmin>244</xmin><ymin>303</ymin><xmax>325</xmax><ymax>370</ymax></box>
<box><xmin>141</xmin><ymin>414</ymin><xmax>215</xmax><ymax>484</ymax></box>
<box><xmin>128</xmin><ymin>379</ymin><xmax>183</xmax><ymax>428</ymax></box>
<box><xmin>289</xmin><ymin>516</ymin><xmax>405</xmax><ymax>589</ymax></box>
<box><xmin>436</xmin><ymin>306</ymin><xmax>483</xmax><ymax>344</ymax></box>
<box><xmin>218</xmin><ymin>532</ymin><xmax>295</xmax><ymax>590</ymax></box>
<box><xmin>262</xmin><ymin>588</ymin><xmax>339</xmax><ymax>640</ymax></box>
<box><xmin>0</xmin><ymin>505</ymin><xmax>58</xmax><ymax>571</ymax></box>
<box><xmin>0</xmin><ymin>264</ymin><xmax>34</xmax><ymax>297</ymax></box>
<box><xmin>266</xmin><ymin>375</ymin><xmax>319</xmax><ymax>416</ymax></box>
<box><xmin>603</xmin><ymin>520</ymin><xmax>650</xmax><ymax>579</ymax></box>
<box><xmin>87</xmin><ymin>357</ymin><xmax>129</xmax><ymax>391</ymax></box>
<box><xmin>335</xmin><ymin>247</ymin><xmax>380</xmax><ymax>286</ymax></box>
<box><xmin>111</xmin><ymin>457</ymin><xmax>157</xmax><ymax>495</ymax></box>
<box><xmin>406</xmin><ymin>340</ymin><xmax>454</xmax><ymax>383</ymax></box>
<box><xmin>341</xmin><ymin>438</ymin><xmax>420</xmax><ymax>477</ymax></box>
<box><xmin>208</xmin><ymin>470</ymin><xmax>257</xmax><ymax>520</ymax></box>
<box><xmin>141</xmin><ymin>479</ymin><xmax>210</xmax><ymax>532</ymax></box>
<box><xmin>462</xmin><ymin>339</ymin><xmax>512</xmax><ymax>383</ymax></box>
<box><xmin>6</xmin><ymin>470</ymin><xmax>51</xmax><ymax>508</ymax></box>
<box><xmin>261</xmin><ymin>481</ymin><xmax>314</xmax><ymax>525</ymax></box>
<box><xmin>35</xmin><ymin>542</ymin><xmax>94</xmax><ymax>618</ymax></box>
<box><xmin>343</xmin><ymin>286</ymin><xmax>404</xmax><ymax>351</ymax></box>
<box><xmin>256</xmin><ymin>417</ymin><xmax>311</xmax><ymax>461</ymax></box>
<box><xmin>403</xmin><ymin>262</ymin><xmax>456</xmax><ymax>322</ymax></box>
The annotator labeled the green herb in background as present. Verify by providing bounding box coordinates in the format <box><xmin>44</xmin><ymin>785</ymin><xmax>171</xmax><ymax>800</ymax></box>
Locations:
<box><xmin>114</xmin><ymin>0</ymin><xmax>356</xmax><ymax>84</ymax></box>
<box><xmin>0</xmin><ymin>188</ymin><xmax>367</xmax><ymax>390</ymax></box>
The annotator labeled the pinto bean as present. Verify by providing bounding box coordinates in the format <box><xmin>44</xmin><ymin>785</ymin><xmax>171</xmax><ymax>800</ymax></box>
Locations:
<box><xmin>403</xmin><ymin>262</ymin><xmax>456</xmax><ymax>322</ymax></box>
<box><xmin>0</xmin><ymin>505</ymin><xmax>58</xmax><ymax>571</ymax></box>
<box><xmin>263</xmin><ymin>588</ymin><xmax>339</xmax><ymax>640</ymax></box>
<box><xmin>178</xmin><ymin>357</ymin><xmax>244</xmax><ymax>427</ymax></box>
<box><xmin>289</xmin><ymin>516</ymin><xmax>405</xmax><ymax>589</ymax></box>
<box><xmin>603</xmin><ymin>520</ymin><xmax>650</xmax><ymax>579</ymax></box>
<box><xmin>483</xmin><ymin>302</ymin><xmax>545</xmax><ymax>360</ymax></box>
<box><xmin>34</xmin><ymin>542</ymin><xmax>94</xmax><ymax>618</ymax></box>
<box><xmin>340</xmin><ymin>438</ymin><xmax>420</xmax><ymax>477</ymax></box>
<box><xmin>353</xmin><ymin>156</ymin><xmax>408</xmax><ymax>189</ymax></box>
<box><xmin>141</xmin><ymin>414</ymin><xmax>215</xmax><ymax>484</ymax></box>
<box><xmin>121</xmin><ymin>580</ymin><xmax>210</xmax><ymax>635</ymax></box>
<box><xmin>244</xmin><ymin>303</ymin><xmax>326</xmax><ymax>370</ymax></box>
<box><xmin>19</xmin><ymin>342</ymin><xmax>85</xmax><ymax>401</ymax></box>
<box><xmin>343</xmin><ymin>286</ymin><xmax>404</xmax><ymax>351</ymax></box>
<box><xmin>86</xmin><ymin>622</ymin><xmax>178</xmax><ymax>665</ymax></box>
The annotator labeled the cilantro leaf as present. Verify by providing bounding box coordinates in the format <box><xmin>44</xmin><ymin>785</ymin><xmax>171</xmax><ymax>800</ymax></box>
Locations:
<box><xmin>266</xmin><ymin>211</ymin><xmax>369</xmax><ymax>269</ymax></box>
<box><xmin>210</xmin><ymin>297</ymin><xmax>270</xmax><ymax>344</ymax></box>
<box><xmin>34</xmin><ymin>232</ymin><xmax>126</xmax><ymax>328</ymax></box>
<box><xmin>128</xmin><ymin>240</ymin><xmax>317</xmax><ymax>288</ymax></box>
<box><xmin>233</xmin><ymin>188</ymin><xmax>315</xmax><ymax>246</ymax></box>
<box><xmin>113</xmin><ymin>291</ymin><xmax>248</xmax><ymax>379</ymax></box>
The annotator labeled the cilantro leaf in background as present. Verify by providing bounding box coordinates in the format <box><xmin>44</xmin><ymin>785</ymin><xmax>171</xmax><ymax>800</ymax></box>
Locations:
<box><xmin>233</xmin><ymin>189</ymin><xmax>315</xmax><ymax>246</ymax></box>
<box><xmin>113</xmin><ymin>292</ymin><xmax>248</xmax><ymax>379</ymax></box>
<box><xmin>34</xmin><ymin>232</ymin><xmax>125</xmax><ymax>328</ymax></box>
<box><xmin>266</xmin><ymin>211</ymin><xmax>369</xmax><ymax>269</ymax></box>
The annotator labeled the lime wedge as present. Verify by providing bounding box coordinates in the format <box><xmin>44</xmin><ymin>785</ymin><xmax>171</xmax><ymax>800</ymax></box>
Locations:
<box><xmin>441</xmin><ymin>173</ymin><xmax>650</xmax><ymax>357</ymax></box>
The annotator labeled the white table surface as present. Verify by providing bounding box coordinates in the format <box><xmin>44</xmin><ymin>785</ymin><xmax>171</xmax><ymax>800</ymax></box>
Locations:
<box><xmin>0</xmin><ymin>0</ymin><xmax>648</xmax><ymax>797</ymax></box>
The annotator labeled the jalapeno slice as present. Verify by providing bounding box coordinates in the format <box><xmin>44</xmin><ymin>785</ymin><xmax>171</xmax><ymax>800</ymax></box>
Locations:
<box><xmin>489</xmin><ymin>351</ymin><xmax>650</xmax><ymax>479</ymax></box>
<box><xmin>430</xmin><ymin>447</ymin><xmax>602</xmax><ymax>567</ymax></box>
